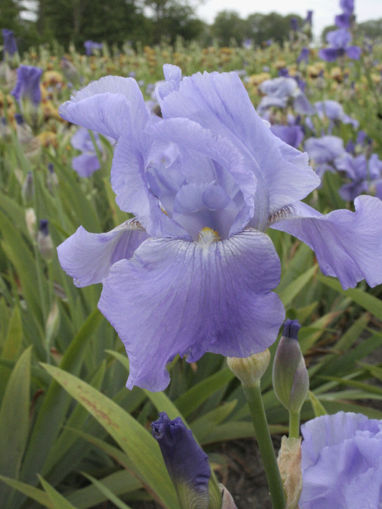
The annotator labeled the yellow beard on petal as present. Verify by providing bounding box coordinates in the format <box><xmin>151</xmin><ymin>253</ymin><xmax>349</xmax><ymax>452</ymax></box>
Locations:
<box><xmin>197</xmin><ymin>227</ymin><xmax>221</xmax><ymax>245</ymax></box>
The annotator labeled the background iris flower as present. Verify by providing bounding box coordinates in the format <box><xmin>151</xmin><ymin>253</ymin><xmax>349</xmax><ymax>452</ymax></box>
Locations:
<box><xmin>58</xmin><ymin>66</ymin><xmax>382</xmax><ymax>391</ymax></box>
<box><xmin>300</xmin><ymin>412</ymin><xmax>382</xmax><ymax>509</ymax></box>
<box><xmin>71</xmin><ymin>127</ymin><xmax>104</xmax><ymax>177</ymax></box>
<box><xmin>2</xmin><ymin>29</ymin><xmax>18</xmax><ymax>57</ymax></box>
<box><xmin>11</xmin><ymin>65</ymin><xmax>43</xmax><ymax>107</ymax></box>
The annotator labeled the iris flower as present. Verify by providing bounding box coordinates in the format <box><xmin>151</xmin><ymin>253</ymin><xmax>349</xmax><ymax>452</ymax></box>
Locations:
<box><xmin>58</xmin><ymin>66</ymin><xmax>382</xmax><ymax>391</ymax></box>
<box><xmin>304</xmin><ymin>135</ymin><xmax>345</xmax><ymax>177</ymax></box>
<box><xmin>319</xmin><ymin>28</ymin><xmax>361</xmax><ymax>62</ymax></box>
<box><xmin>314</xmin><ymin>100</ymin><xmax>358</xmax><ymax>129</ymax></box>
<box><xmin>11</xmin><ymin>65</ymin><xmax>43</xmax><ymax>107</ymax></box>
<box><xmin>84</xmin><ymin>40</ymin><xmax>103</xmax><ymax>56</ymax></box>
<box><xmin>71</xmin><ymin>127</ymin><xmax>103</xmax><ymax>177</ymax></box>
<box><xmin>300</xmin><ymin>412</ymin><xmax>382</xmax><ymax>509</ymax></box>
<box><xmin>2</xmin><ymin>29</ymin><xmax>18</xmax><ymax>57</ymax></box>
<box><xmin>258</xmin><ymin>77</ymin><xmax>314</xmax><ymax>116</ymax></box>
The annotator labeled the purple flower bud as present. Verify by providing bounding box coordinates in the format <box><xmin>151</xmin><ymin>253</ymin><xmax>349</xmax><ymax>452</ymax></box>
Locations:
<box><xmin>272</xmin><ymin>320</ymin><xmax>309</xmax><ymax>414</ymax></box>
<box><xmin>290</xmin><ymin>17</ymin><xmax>299</xmax><ymax>32</ymax></box>
<box><xmin>152</xmin><ymin>412</ymin><xmax>211</xmax><ymax>508</ymax></box>
<box><xmin>37</xmin><ymin>219</ymin><xmax>54</xmax><ymax>260</ymax></box>
<box><xmin>2</xmin><ymin>29</ymin><xmax>17</xmax><ymax>57</ymax></box>
<box><xmin>14</xmin><ymin>113</ymin><xmax>24</xmax><ymax>125</ymax></box>
<box><xmin>305</xmin><ymin>10</ymin><xmax>313</xmax><ymax>26</ymax></box>
<box><xmin>11</xmin><ymin>65</ymin><xmax>43</xmax><ymax>107</ymax></box>
<box><xmin>297</xmin><ymin>48</ymin><xmax>310</xmax><ymax>64</ymax></box>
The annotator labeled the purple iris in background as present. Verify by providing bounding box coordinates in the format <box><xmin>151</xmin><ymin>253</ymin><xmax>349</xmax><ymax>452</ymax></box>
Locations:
<box><xmin>11</xmin><ymin>65</ymin><xmax>43</xmax><ymax>107</ymax></box>
<box><xmin>304</xmin><ymin>135</ymin><xmax>345</xmax><ymax>177</ymax></box>
<box><xmin>335</xmin><ymin>153</ymin><xmax>369</xmax><ymax>200</ymax></box>
<box><xmin>340</xmin><ymin>0</ymin><xmax>354</xmax><ymax>15</ymax></box>
<box><xmin>290</xmin><ymin>17</ymin><xmax>299</xmax><ymax>32</ymax></box>
<box><xmin>297</xmin><ymin>48</ymin><xmax>310</xmax><ymax>65</ymax></box>
<box><xmin>58</xmin><ymin>66</ymin><xmax>382</xmax><ymax>391</ymax></box>
<box><xmin>335</xmin><ymin>13</ymin><xmax>352</xmax><ymax>28</ymax></box>
<box><xmin>315</xmin><ymin>100</ymin><xmax>359</xmax><ymax>129</ymax></box>
<box><xmin>319</xmin><ymin>28</ymin><xmax>361</xmax><ymax>61</ymax></box>
<box><xmin>300</xmin><ymin>412</ymin><xmax>382</xmax><ymax>509</ymax></box>
<box><xmin>258</xmin><ymin>77</ymin><xmax>314</xmax><ymax>116</ymax></box>
<box><xmin>152</xmin><ymin>413</ymin><xmax>210</xmax><ymax>507</ymax></box>
<box><xmin>270</xmin><ymin>125</ymin><xmax>304</xmax><ymax>149</ymax></box>
<box><xmin>305</xmin><ymin>10</ymin><xmax>313</xmax><ymax>26</ymax></box>
<box><xmin>71</xmin><ymin>127</ymin><xmax>103</xmax><ymax>177</ymax></box>
<box><xmin>2</xmin><ymin>29</ymin><xmax>17</xmax><ymax>57</ymax></box>
<box><xmin>84</xmin><ymin>40</ymin><xmax>103</xmax><ymax>56</ymax></box>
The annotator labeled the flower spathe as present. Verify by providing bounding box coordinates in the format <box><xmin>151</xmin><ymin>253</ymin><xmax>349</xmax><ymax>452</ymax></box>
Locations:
<box><xmin>58</xmin><ymin>66</ymin><xmax>382</xmax><ymax>391</ymax></box>
<box><xmin>300</xmin><ymin>412</ymin><xmax>382</xmax><ymax>509</ymax></box>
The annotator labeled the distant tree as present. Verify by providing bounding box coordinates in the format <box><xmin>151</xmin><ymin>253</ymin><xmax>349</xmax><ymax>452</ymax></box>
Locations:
<box><xmin>143</xmin><ymin>0</ymin><xmax>203</xmax><ymax>44</ymax></box>
<box><xmin>211</xmin><ymin>10</ymin><xmax>247</xmax><ymax>46</ymax></box>
<box><xmin>246</xmin><ymin>12</ymin><xmax>304</xmax><ymax>45</ymax></box>
<box><xmin>212</xmin><ymin>10</ymin><xmax>304</xmax><ymax>47</ymax></box>
<box><xmin>36</xmin><ymin>0</ymin><xmax>146</xmax><ymax>48</ymax></box>
<box><xmin>0</xmin><ymin>0</ymin><xmax>22</xmax><ymax>31</ymax></box>
<box><xmin>357</xmin><ymin>19</ymin><xmax>382</xmax><ymax>40</ymax></box>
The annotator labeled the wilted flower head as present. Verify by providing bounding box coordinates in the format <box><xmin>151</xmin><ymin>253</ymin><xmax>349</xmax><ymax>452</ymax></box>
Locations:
<box><xmin>12</xmin><ymin>65</ymin><xmax>43</xmax><ymax>106</ymax></box>
<box><xmin>57</xmin><ymin>65</ymin><xmax>382</xmax><ymax>391</ymax></box>
<box><xmin>2</xmin><ymin>29</ymin><xmax>17</xmax><ymax>57</ymax></box>
<box><xmin>300</xmin><ymin>412</ymin><xmax>382</xmax><ymax>509</ymax></box>
<box><xmin>84</xmin><ymin>40</ymin><xmax>103</xmax><ymax>56</ymax></box>
<box><xmin>152</xmin><ymin>412</ymin><xmax>211</xmax><ymax>508</ymax></box>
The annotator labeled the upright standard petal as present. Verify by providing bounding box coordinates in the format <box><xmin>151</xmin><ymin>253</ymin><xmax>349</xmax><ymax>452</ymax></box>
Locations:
<box><xmin>271</xmin><ymin>196</ymin><xmax>382</xmax><ymax>289</ymax></box>
<box><xmin>57</xmin><ymin>220</ymin><xmax>149</xmax><ymax>287</ymax></box>
<box><xmin>99</xmin><ymin>229</ymin><xmax>284</xmax><ymax>391</ymax></box>
<box><xmin>159</xmin><ymin>70</ymin><xmax>320</xmax><ymax>216</ymax></box>
<box><xmin>59</xmin><ymin>76</ymin><xmax>149</xmax><ymax>140</ymax></box>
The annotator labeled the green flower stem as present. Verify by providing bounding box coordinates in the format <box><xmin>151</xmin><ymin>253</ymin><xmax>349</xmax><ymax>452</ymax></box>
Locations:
<box><xmin>243</xmin><ymin>382</ymin><xmax>286</xmax><ymax>509</ymax></box>
<box><xmin>289</xmin><ymin>411</ymin><xmax>300</xmax><ymax>439</ymax></box>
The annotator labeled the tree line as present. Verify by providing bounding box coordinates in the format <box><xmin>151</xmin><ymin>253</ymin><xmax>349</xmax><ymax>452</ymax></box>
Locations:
<box><xmin>2</xmin><ymin>0</ymin><xmax>308</xmax><ymax>51</ymax></box>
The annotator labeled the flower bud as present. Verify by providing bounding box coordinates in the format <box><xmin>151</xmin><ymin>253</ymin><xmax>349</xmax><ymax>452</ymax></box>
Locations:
<box><xmin>152</xmin><ymin>412</ymin><xmax>214</xmax><ymax>509</ymax></box>
<box><xmin>272</xmin><ymin>320</ymin><xmax>309</xmax><ymax>414</ymax></box>
<box><xmin>25</xmin><ymin>207</ymin><xmax>36</xmax><ymax>237</ymax></box>
<box><xmin>227</xmin><ymin>349</ymin><xmax>270</xmax><ymax>388</ymax></box>
<box><xmin>22</xmin><ymin>171</ymin><xmax>34</xmax><ymax>201</ymax></box>
<box><xmin>37</xmin><ymin>219</ymin><xmax>54</xmax><ymax>260</ymax></box>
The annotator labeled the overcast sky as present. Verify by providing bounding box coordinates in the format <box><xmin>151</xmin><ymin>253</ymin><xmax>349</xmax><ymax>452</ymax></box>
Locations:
<box><xmin>196</xmin><ymin>0</ymin><xmax>382</xmax><ymax>38</ymax></box>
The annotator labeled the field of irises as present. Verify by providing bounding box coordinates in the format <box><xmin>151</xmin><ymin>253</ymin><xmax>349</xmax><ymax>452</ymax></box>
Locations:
<box><xmin>1</xmin><ymin>1</ymin><xmax>382</xmax><ymax>508</ymax></box>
